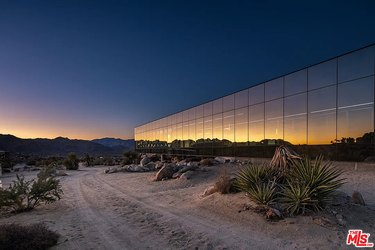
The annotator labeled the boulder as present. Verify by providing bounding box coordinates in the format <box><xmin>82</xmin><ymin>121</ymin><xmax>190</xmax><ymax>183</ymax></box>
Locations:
<box><xmin>214</xmin><ymin>157</ymin><xmax>227</xmax><ymax>164</ymax></box>
<box><xmin>202</xmin><ymin>186</ymin><xmax>218</xmax><ymax>196</ymax></box>
<box><xmin>155</xmin><ymin>161</ymin><xmax>164</xmax><ymax>170</ymax></box>
<box><xmin>144</xmin><ymin>162</ymin><xmax>156</xmax><ymax>171</ymax></box>
<box><xmin>176</xmin><ymin>160</ymin><xmax>187</xmax><ymax>166</ymax></box>
<box><xmin>351</xmin><ymin>191</ymin><xmax>365</xmax><ymax>205</ymax></box>
<box><xmin>154</xmin><ymin>163</ymin><xmax>176</xmax><ymax>181</ymax></box>
<box><xmin>180</xmin><ymin>170</ymin><xmax>194</xmax><ymax>180</ymax></box>
<box><xmin>140</xmin><ymin>156</ymin><xmax>151</xmax><ymax>167</ymax></box>
<box><xmin>172</xmin><ymin>172</ymin><xmax>182</xmax><ymax>179</ymax></box>
<box><xmin>178</xmin><ymin>165</ymin><xmax>198</xmax><ymax>174</ymax></box>
<box><xmin>134</xmin><ymin>165</ymin><xmax>147</xmax><ymax>172</ymax></box>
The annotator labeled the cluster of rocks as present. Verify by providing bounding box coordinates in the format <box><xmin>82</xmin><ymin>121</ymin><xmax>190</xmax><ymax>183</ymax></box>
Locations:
<box><xmin>104</xmin><ymin>154</ymin><xmax>226</xmax><ymax>181</ymax></box>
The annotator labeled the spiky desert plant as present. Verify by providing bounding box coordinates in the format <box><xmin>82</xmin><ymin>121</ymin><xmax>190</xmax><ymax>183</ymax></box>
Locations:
<box><xmin>270</xmin><ymin>145</ymin><xmax>301</xmax><ymax>176</ymax></box>
<box><xmin>279</xmin><ymin>181</ymin><xmax>319</xmax><ymax>215</ymax></box>
<box><xmin>289</xmin><ymin>156</ymin><xmax>345</xmax><ymax>205</ymax></box>
<box><xmin>235</xmin><ymin>164</ymin><xmax>278</xmax><ymax>205</ymax></box>
<box><xmin>280</xmin><ymin>156</ymin><xmax>345</xmax><ymax>215</ymax></box>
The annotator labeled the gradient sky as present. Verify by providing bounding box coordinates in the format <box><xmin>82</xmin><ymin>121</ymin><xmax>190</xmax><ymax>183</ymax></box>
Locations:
<box><xmin>1</xmin><ymin>1</ymin><xmax>375</xmax><ymax>140</ymax></box>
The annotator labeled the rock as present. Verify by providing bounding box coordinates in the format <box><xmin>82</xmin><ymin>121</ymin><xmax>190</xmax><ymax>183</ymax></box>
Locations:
<box><xmin>104</xmin><ymin>168</ymin><xmax>116</xmax><ymax>174</ymax></box>
<box><xmin>187</xmin><ymin>161</ymin><xmax>200</xmax><ymax>167</ymax></box>
<box><xmin>178</xmin><ymin>165</ymin><xmax>198</xmax><ymax>174</ymax></box>
<box><xmin>140</xmin><ymin>156</ymin><xmax>151</xmax><ymax>167</ymax></box>
<box><xmin>144</xmin><ymin>162</ymin><xmax>156</xmax><ymax>171</ymax></box>
<box><xmin>176</xmin><ymin>160</ymin><xmax>187</xmax><ymax>166</ymax></box>
<box><xmin>200</xmin><ymin>158</ymin><xmax>214</xmax><ymax>166</ymax></box>
<box><xmin>154</xmin><ymin>163</ymin><xmax>176</xmax><ymax>181</ymax></box>
<box><xmin>155</xmin><ymin>161</ymin><xmax>164</xmax><ymax>170</ymax></box>
<box><xmin>134</xmin><ymin>165</ymin><xmax>147</xmax><ymax>172</ymax></box>
<box><xmin>351</xmin><ymin>191</ymin><xmax>365</xmax><ymax>205</ymax></box>
<box><xmin>265</xmin><ymin>208</ymin><xmax>282</xmax><ymax>220</ymax></box>
<box><xmin>214</xmin><ymin>157</ymin><xmax>227</xmax><ymax>164</ymax></box>
<box><xmin>172</xmin><ymin>172</ymin><xmax>182</xmax><ymax>179</ymax></box>
<box><xmin>180</xmin><ymin>170</ymin><xmax>194</xmax><ymax>180</ymax></box>
<box><xmin>202</xmin><ymin>186</ymin><xmax>218</xmax><ymax>196</ymax></box>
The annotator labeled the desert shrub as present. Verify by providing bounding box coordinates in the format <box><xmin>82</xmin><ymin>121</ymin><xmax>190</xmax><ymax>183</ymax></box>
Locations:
<box><xmin>123</xmin><ymin>151</ymin><xmax>139</xmax><ymax>165</ymax></box>
<box><xmin>200</xmin><ymin>158</ymin><xmax>214</xmax><ymax>166</ymax></box>
<box><xmin>279</xmin><ymin>181</ymin><xmax>318</xmax><ymax>215</ymax></box>
<box><xmin>235</xmin><ymin>147</ymin><xmax>345</xmax><ymax>215</ymax></box>
<box><xmin>0</xmin><ymin>174</ymin><xmax>63</xmax><ymax>213</ymax></box>
<box><xmin>0</xmin><ymin>223</ymin><xmax>59</xmax><ymax>250</ymax></box>
<box><xmin>83</xmin><ymin>153</ymin><xmax>93</xmax><ymax>167</ymax></box>
<box><xmin>235</xmin><ymin>164</ymin><xmax>278</xmax><ymax>205</ymax></box>
<box><xmin>214</xmin><ymin>171</ymin><xmax>236</xmax><ymax>194</ymax></box>
<box><xmin>63</xmin><ymin>153</ymin><xmax>78</xmax><ymax>170</ymax></box>
<box><xmin>280</xmin><ymin>156</ymin><xmax>345</xmax><ymax>215</ymax></box>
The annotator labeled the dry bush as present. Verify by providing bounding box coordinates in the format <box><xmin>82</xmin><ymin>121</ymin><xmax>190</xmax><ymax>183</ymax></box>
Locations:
<box><xmin>0</xmin><ymin>223</ymin><xmax>59</xmax><ymax>250</ymax></box>
<box><xmin>201</xmin><ymin>158</ymin><xmax>214</xmax><ymax>166</ymax></box>
<box><xmin>214</xmin><ymin>171</ymin><xmax>236</xmax><ymax>194</ymax></box>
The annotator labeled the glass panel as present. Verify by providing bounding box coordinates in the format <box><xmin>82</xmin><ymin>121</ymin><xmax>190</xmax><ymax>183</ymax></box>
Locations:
<box><xmin>196</xmin><ymin>105</ymin><xmax>204</xmax><ymax>118</ymax></box>
<box><xmin>338</xmin><ymin>46</ymin><xmax>375</xmax><ymax>83</ymax></box>
<box><xmin>249</xmin><ymin>84</ymin><xmax>264</xmax><ymax>105</ymax></box>
<box><xmin>163</xmin><ymin>128</ymin><xmax>168</xmax><ymax>142</ymax></box>
<box><xmin>176</xmin><ymin>123</ymin><xmax>183</xmax><ymax>140</ymax></box>
<box><xmin>223</xmin><ymin>94</ymin><xmax>235</xmax><ymax>112</ymax></box>
<box><xmin>204</xmin><ymin>115</ymin><xmax>213</xmax><ymax>139</ymax></box>
<box><xmin>223</xmin><ymin>110</ymin><xmax>235</xmax><ymax>142</ymax></box>
<box><xmin>176</xmin><ymin>112</ymin><xmax>183</xmax><ymax>124</ymax></box>
<box><xmin>167</xmin><ymin>126</ymin><xmax>172</xmax><ymax>143</ymax></box>
<box><xmin>308</xmin><ymin>58</ymin><xmax>337</xmax><ymax>90</ymax></box>
<box><xmin>265</xmin><ymin>99</ymin><xmax>283</xmax><ymax>140</ymax></box>
<box><xmin>284</xmin><ymin>93</ymin><xmax>307</xmax><ymax>144</ymax></box>
<box><xmin>235</xmin><ymin>89</ymin><xmax>249</xmax><ymax>108</ymax></box>
<box><xmin>235</xmin><ymin>107</ymin><xmax>248</xmax><ymax>142</ymax></box>
<box><xmin>171</xmin><ymin>124</ymin><xmax>176</xmax><ymax>142</ymax></box>
<box><xmin>213</xmin><ymin>98</ymin><xmax>223</xmax><ymax>114</ymax></box>
<box><xmin>196</xmin><ymin>118</ymin><xmax>204</xmax><ymax>140</ymax></box>
<box><xmin>337</xmin><ymin>76</ymin><xmax>374</xmax><ymax>142</ymax></box>
<box><xmin>285</xmin><ymin>69</ymin><xmax>307</xmax><ymax>96</ymax></box>
<box><xmin>183</xmin><ymin>110</ymin><xmax>189</xmax><ymax>122</ymax></box>
<box><xmin>188</xmin><ymin>120</ymin><xmax>196</xmax><ymax>141</ymax></box>
<box><xmin>182</xmin><ymin>121</ymin><xmax>189</xmax><ymax>141</ymax></box>
<box><xmin>249</xmin><ymin>103</ymin><xmax>264</xmax><ymax>143</ymax></box>
<box><xmin>308</xmin><ymin>85</ymin><xmax>336</xmax><ymax>144</ymax></box>
<box><xmin>213</xmin><ymin>113</ymin><xmax>223</xmax><ymax>140</ymax></box>
<box><xmin>188</xmin><ymin>108</ymin><xmax>195</xmax><ymax>121</ymax></box>
<box><xmin>265</xmin><ymin>77</ymin><xmax>283</xmax><ymax>101</ymax></box>
<box><xmin>204</xmin><ymin>102</ymin><xmax>213</xmax><ymax>117</ymax></box>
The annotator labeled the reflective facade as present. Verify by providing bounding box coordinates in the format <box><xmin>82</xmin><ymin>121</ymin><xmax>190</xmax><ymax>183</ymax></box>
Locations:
<box><xmin>135</xmin><ymin>45</ymin><xmax>375</xmax><ymax>161</ymax></box>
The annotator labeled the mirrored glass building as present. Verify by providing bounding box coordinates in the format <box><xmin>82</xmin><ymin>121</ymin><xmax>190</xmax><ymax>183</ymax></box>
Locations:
<box><xmin>135</xmin><ymin>44</ymin><xmax>375</xmax><ymax>161</ymax></box>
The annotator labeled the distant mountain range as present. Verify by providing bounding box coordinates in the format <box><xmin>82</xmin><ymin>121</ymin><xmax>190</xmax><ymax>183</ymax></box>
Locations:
<box><xmin>0</xmin><ymin>134</ymin><xmax>134</xmax><ymax>156</ymax></box>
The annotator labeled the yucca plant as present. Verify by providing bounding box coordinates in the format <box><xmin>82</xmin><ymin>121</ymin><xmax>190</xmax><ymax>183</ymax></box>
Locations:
<box><xmin>235</xmin><ymin>164</ymin><xmax>278</xmax><ymax>205</ymax></box>
<box><xmin>279</xmin><ymin>180</ymin><xmax>319</xmax><ymax>215</ymax></box>
<box><xmin>288</xmin><ymin>156</ymin><xmax>345</xmax><ymax>206</ymax></box>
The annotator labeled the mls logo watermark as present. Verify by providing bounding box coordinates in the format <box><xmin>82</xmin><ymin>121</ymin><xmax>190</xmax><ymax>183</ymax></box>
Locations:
<box><xmin>346</xmin><ymin>230</ymin><xmax>374</xmax><ymax>248</ymax></box>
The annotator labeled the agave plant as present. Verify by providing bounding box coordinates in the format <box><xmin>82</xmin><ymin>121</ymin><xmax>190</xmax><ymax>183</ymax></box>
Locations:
<box><xmin>235</xmin><ymin>164</ymin><xmax>278</xmax><ymax>205</ymax></box>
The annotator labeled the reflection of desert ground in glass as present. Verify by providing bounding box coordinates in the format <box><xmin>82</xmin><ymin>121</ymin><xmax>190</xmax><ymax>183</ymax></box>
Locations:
<box><xmin>1</xmin><ymin>163</ymin><xmax>374</xmax><ymax>249</ymax></box>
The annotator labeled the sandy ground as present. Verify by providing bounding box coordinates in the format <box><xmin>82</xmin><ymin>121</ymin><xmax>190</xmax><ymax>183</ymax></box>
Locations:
<box><xmin>1</xmin><ymin>162</ymin><xmax>374</xmax><ymax>250</ymax></box>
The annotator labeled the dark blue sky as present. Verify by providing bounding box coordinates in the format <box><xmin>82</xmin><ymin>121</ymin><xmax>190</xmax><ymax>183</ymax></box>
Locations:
<box><xmin>0</xmin><ymin>0</ymin><xmax>375</xmax><ymax>139</ymax></box>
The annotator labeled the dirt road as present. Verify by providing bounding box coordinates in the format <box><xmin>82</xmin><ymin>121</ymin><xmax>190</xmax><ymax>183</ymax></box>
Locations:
<box><xmin>1</xmin><ymin>165</ymin><xmax>374</xmax><ymax>249</ymax></box>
